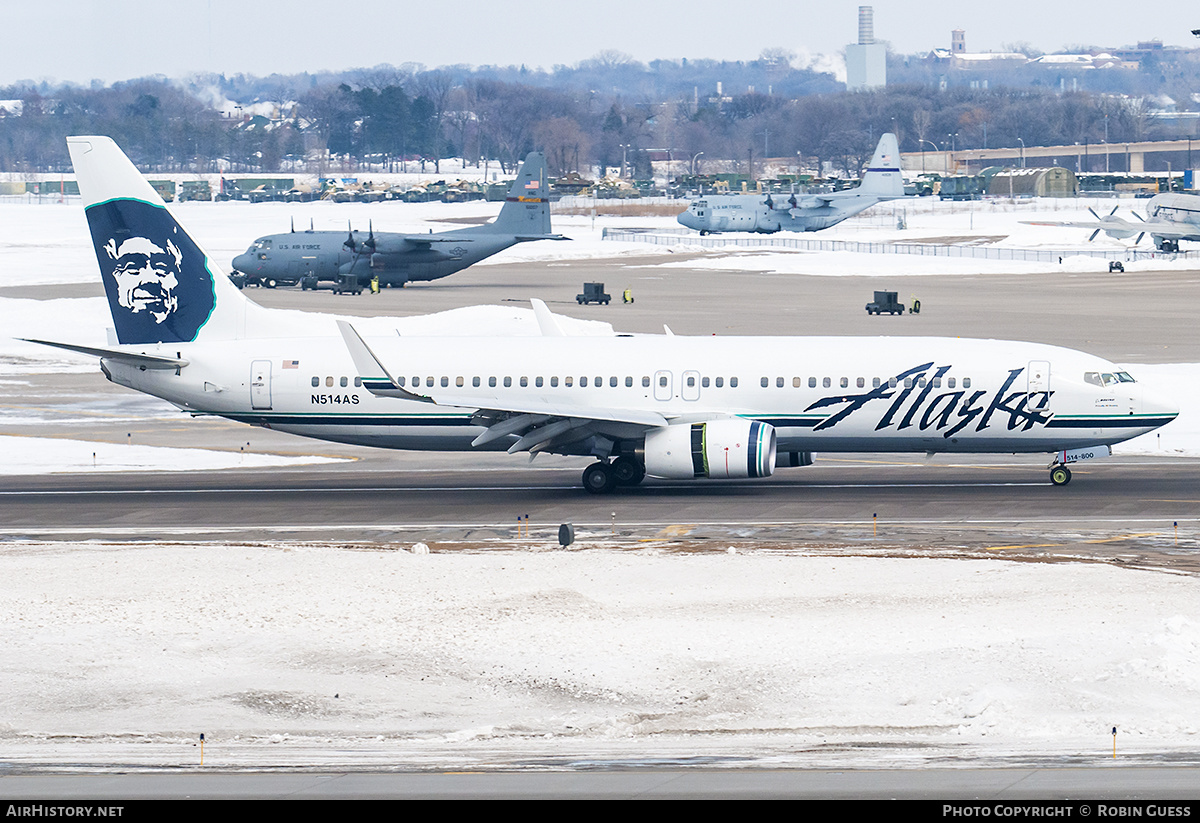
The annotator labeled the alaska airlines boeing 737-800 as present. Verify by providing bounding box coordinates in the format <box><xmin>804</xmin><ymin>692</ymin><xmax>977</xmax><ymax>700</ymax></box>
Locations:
<box><xmin>28</xmin><ymin>136</ymin><xmax>1178</xmax><ymax>493</ymax></box>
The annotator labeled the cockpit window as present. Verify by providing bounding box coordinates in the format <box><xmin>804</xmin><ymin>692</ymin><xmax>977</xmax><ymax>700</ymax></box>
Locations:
<box><xmin>1085</xmin><ymin>371</ymin><xmax>1133</xmax><ymax>387</ymax></box>
<box><xmin>253</xmin><ymin>239</ymin><xmax>272</xmax><ymax>251</ymax></box>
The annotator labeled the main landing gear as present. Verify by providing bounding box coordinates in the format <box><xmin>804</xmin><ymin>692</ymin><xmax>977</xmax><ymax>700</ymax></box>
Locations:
<box><xmin>582</xmin><ymin>456</ymin><xmax>646</xmax><ymax>494</ymax></box>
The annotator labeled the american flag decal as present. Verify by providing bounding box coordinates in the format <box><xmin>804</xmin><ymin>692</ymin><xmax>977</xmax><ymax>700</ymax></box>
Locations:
<box><xmin>524</xmin><ymin>180</ymin><xmax>540</xmax><ymax>189</ymax></box>
<box><xmin>283</xmin><ymin>360</ymin><xmax>299</xmax><ymax>369</ymax></box>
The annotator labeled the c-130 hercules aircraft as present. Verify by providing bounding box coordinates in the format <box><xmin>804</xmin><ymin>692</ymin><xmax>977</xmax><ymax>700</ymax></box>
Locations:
<box><xmin>231</xmin><ymin>152</ymin><xmax>565</xmax><ymax>292</ymax></box>
<box><xmin>677</xmin><ymin>133</ymin><xmax>908</xmax><ymax>235</ymax></box>
<box><xmin>29</xmin><ymin>136</ymin><xmax>1178</xmax><ymax>494</ymax></box>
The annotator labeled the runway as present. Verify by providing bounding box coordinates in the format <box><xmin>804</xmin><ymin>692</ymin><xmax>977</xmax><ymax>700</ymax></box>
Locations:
<box><xmin>4</xmin><ymin>768</ymin><xmax>1200</xmax><ymax>800</ymax></box>
<box><xmin>0</xmin><ymin>457</ymin><xmax>1197</xmax><ymax>564</ymax></box>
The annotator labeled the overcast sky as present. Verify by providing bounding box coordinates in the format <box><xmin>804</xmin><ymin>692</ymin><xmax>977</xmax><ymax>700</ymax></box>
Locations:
<box><xmin>3</xmin><ymin>1</ymin><xmax>1197</xmax><ymax>87</ymax></box>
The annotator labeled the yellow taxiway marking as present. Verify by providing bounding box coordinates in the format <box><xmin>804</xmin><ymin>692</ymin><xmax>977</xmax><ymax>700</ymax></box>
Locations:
<box><xmin>655</xmin><ymin>524</ymin><xmax>697</xmax><ymax>538</ymax></box>
<box><xmin>985</xmin><ymin>532</ymin><xmax>1161</xmax><ymax>551</ymax></box>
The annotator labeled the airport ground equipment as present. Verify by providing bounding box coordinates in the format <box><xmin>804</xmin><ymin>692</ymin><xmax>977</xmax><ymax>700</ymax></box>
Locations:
<box><xmin>577</xmin><ymin>282</ymin><xmax>611</xmax><ymax>305</ymax></box>
<box><xmin>865</xmin><ymin>291</ymin><xmax>903</xmax><ymax>315</ymax></box>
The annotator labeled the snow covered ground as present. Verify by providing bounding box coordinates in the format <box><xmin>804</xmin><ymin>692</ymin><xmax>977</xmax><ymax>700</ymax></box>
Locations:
<box><xmin>1</xmin><ymin>541</ymin><xmax>1198</xmax><ymax>770</ymax></box>
<box><xmin>0</xmin><ymin>196</ymin><xmax>1198</xmax><ymax>770</ymax></box>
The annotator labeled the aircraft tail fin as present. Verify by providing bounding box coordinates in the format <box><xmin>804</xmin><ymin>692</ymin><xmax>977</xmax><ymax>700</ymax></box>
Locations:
<box><xmin>857</xmin><ymin>133</ymin><xmax>905</xmax><ymax>198</ymax></box>
<box><xmin>485</xmin><ymin>152</ymin><xmax>553</xmax><ymax>236</ymax></box>
<box><xmin>67</xmin><ymin>136</ymin><xmax>258</xmax><ymax>345</ymax></box>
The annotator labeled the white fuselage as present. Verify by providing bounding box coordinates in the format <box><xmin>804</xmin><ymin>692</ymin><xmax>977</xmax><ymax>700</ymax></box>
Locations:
<box><xmin>100</xmin><ymin>333</ymin><xmax>1177</xmax><ymax>458</ymax></box>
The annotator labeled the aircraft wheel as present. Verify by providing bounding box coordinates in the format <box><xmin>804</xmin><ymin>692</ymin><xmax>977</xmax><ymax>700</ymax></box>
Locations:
<box><xmin>265</xmin><ymin>279</ymin><xmax>277</xmax><ymax>289</ymax></box>
<box><xmin>582</xmin><ymin>462</ymin><xmax>616</xmax><ymax>495</ymax></box>
<box><xmin>1050</xmin><ymin>466</ymin><xmax>1072</xmax><ymax>486</ymax></box>
<box><xmin>611</xmin><ymin>456</ymin><xmax>645</xmax><ymax>486</ymax></box>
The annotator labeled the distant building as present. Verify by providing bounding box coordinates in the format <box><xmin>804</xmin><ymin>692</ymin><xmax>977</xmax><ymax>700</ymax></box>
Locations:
<box><xmin>845</xmin><ymin>6</ymin><xmax>887</xmax><ymax>90</ymax></box>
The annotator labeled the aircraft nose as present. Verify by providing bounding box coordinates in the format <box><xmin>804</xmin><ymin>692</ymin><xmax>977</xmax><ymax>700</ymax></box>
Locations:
<box><xmin>677</xmin><ymin>211</ymin><xmax>696</xmax><ymax>229</ymax></box>
<box><xmin>231</xmin><ymin>253</ymin><xmax>255</xmax><ymax>272</ymax></box>
<box><xmin>1142</xmin><ymin>385</ymin><xmax>1180</xmax><ymax>423</ymax></box>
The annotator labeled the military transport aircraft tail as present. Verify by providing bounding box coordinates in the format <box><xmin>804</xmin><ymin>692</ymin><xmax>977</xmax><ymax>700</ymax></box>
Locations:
<box><xmin>66</xmin><ymin>136</ymin><xmax>267</xmax><ymax>345</ymax></box>
<box><xmin>484</xmin><ymin>151</ymin><xmax>557</xmax><ymax>238</ymax></box>
<box><xmin>855</xmin><ymin>132</ymin><xmax>905</xmax><ymax>199</ymax></box>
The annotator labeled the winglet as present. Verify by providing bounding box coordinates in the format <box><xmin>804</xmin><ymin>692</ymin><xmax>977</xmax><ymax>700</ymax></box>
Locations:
<box><xmin>336</xmin><ymin>320</ymin><xmax>432</xmax><ymax>402</ymax></box>
<box><xmin>531</xmin><ymin>298</ymin><xmax>566</xmax><ymax>337</ymax></box>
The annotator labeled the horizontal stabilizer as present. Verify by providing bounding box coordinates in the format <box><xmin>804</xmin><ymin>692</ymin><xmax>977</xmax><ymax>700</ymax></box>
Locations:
<box><xmin>21</xmin><ymin>338</ymin><xmax>189</xmax><ymax>370</ymax></box>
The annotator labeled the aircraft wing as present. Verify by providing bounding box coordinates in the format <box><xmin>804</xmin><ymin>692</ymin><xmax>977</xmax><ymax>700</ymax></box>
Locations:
<box><xmin>1021</xmin><ymin>216</ymin><xmax>1193</xmax><ymax>242</ymax></box>
<box><xmin>337</xmin><ymin>320</ymin><xmax>668</xmax><ymax>454</ymax></box>
<box><xmin>392</xmin><ymin>235</ymin><xmax>473</xmax><ymax>246</ymax></box>
<box><xmin>812</xmin><ymin>190</ymin><xmax>905</xmax><ymax>204</ymax></box>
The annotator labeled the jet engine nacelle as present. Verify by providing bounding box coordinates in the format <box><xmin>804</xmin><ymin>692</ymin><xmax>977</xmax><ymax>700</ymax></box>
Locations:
<box><xmin>644</xmin><ymin>419</ymin><xmax>777</xmax><ymax>480</ymax></box>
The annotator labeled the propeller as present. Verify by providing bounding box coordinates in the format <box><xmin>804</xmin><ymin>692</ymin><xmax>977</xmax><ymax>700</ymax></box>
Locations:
<box><xmin>343</xmin><ymin>221</ymin><xmax>357</xmax><ymax>252</ymax></box>
<box><xmin>364</xmin><ymin>220</ymin><xmax>376</xmax><ymax>252</ymax></box>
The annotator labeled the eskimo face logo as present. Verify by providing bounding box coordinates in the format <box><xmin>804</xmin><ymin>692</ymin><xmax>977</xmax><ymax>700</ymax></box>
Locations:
<box><xmin>103</xmin><ymin>235</ymin><xmax>182</xmax><ymax>324</ymax></box>
<box><xmin>87</xmin><ymin>199</ymin><xmax>216</xmax><ymax>345</ymax></box>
